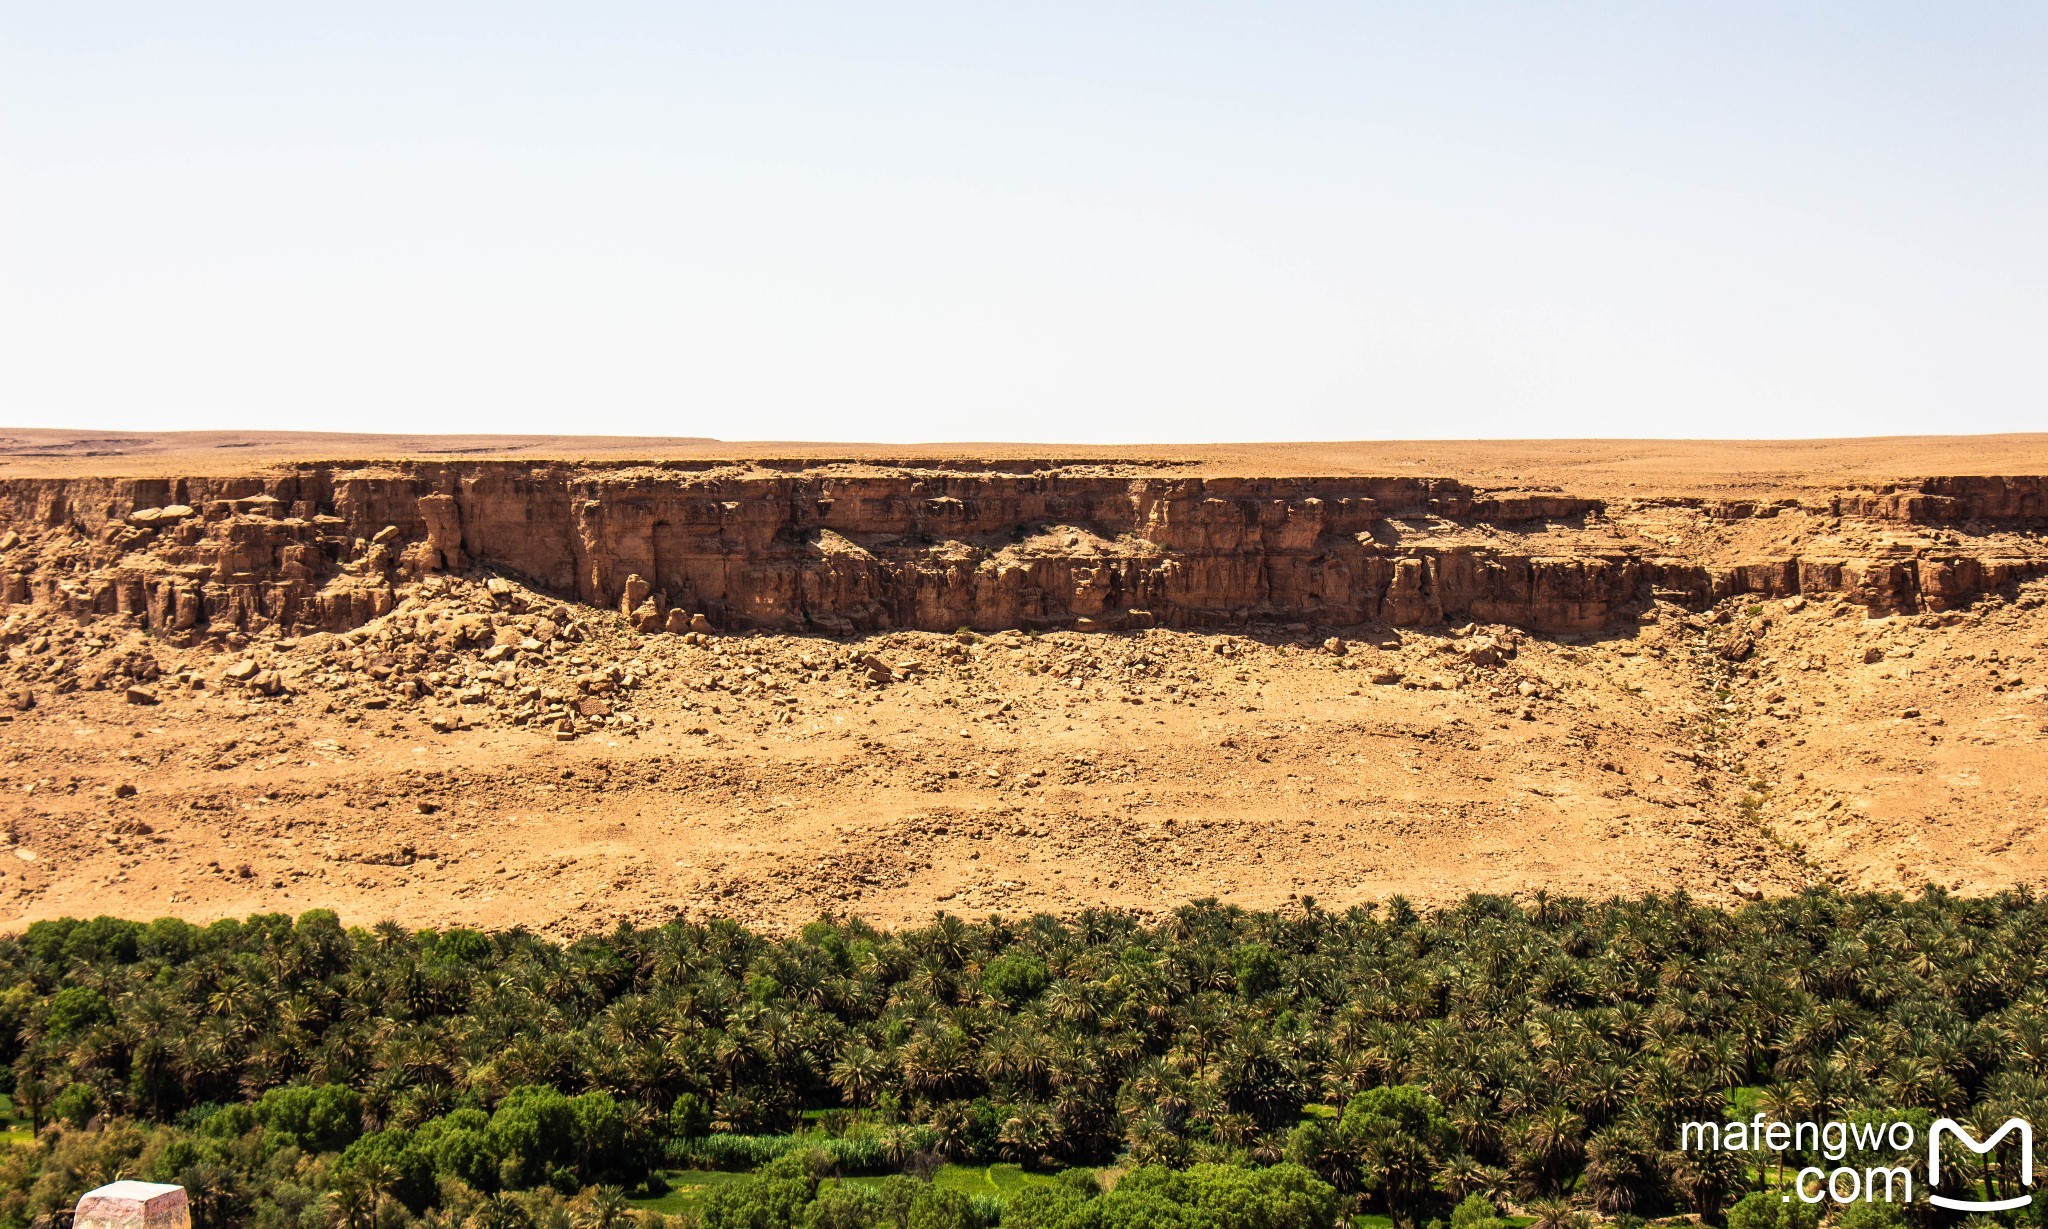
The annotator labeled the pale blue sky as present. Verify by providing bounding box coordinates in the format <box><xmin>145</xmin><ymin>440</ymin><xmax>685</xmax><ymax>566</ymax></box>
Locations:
<box><xmin>3</xmin><ymin>3</ymin><xmax>2043</xmax><ymax>442</ymax></box>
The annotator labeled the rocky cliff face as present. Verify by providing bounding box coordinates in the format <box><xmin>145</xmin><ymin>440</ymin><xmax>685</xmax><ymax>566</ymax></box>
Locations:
<box><xmin>1</xmin><ymin>464</ymin><xmax>2043</xmax><ymax>639</ymax></box>
<box><xmin>1837</xmin><ymin>476</ymin><xmax>2048</xmax><ymax>523</ymax></box>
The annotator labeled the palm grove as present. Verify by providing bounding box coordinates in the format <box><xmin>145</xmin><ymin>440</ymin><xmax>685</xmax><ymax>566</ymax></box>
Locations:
<box><xmin>0</xmin><ymin>889</ymin><xmax>2045</xmax><ymax>1229</ymax></box>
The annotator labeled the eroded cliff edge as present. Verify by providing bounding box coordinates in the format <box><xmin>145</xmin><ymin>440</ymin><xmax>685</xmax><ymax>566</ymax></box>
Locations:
<box><xmin>2</xmin><ymin>463</ymin><xmax>2045</xmax><ymax>639</ymax></box>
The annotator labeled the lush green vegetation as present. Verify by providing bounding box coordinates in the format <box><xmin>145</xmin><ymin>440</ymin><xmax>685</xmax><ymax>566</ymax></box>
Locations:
<box><xmin>0</xmin><ymin>888</ymin><xmax>2043</xmax><ymax>1228</ymax></box>
<box><xmin>675</xmin><ymin>1153</ymin><xmax>1333</xmax><ymax>1229</ymax></box>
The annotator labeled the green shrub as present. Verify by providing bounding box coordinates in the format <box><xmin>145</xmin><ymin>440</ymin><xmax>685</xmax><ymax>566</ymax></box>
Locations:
<box><xmin>24</xmin><ymin>917</ymin><xmax>143</xmax><ymax>966</ymax></box>
<box><xmin>1006</xmin><ymin>1183</ymin><xmax>1089</xmax><ymax>1229</ymax></box>
<box><xmin>1450</xmin><ymin>1193</ymin><xmax>1506</xmax><ymax>1229</ymax></box>
<box><xmin>697</xmin><ymin>1165</ymin><xmax>815</xmax><ymax>1229</ymax></box>
<box><xmin>335</xmin><ymin>1126</ymin><xmax>437</xmax><ymax>1211</ymax></box>
<box><xmin>982</xmin><ymin>955</ymin><xmax>1050</xmax><ymax>1005</ymax></box>
<box><xmin>255</xmin><ymin>1083</ymin><xmax>363</xmax><ymax>1154</ymax></box>
<box><xmin>137</xmin><ymin>917</ymin><xmax>200</xmax><ymax>963</ymax></box>
<box><xmin>50</xmin><ymin>1083</ymin><xmax>97</xmax><ymax>1129</ymax></box>
<box><xmin>571</xmin><ymin>1091</ymin><xmax>630</xmax><ymax>1180</ymax></box>
<box><xmin>430</xmin><ymin>1125</ymin><xmax>498</xmax><ymax>1191</ymax></box>
<box><xmin>1231</xmin><ymin>944</ymin><xmax>1281</xmax><ymax>998</ymax></box>
<box><xmin>802</xmin><ymin>1182</ymin><xmax>883</xmax><ymax>1229</ymax></box>
<box><xmin>1836</xmin><ymin>1201</ymin><xmax>1906</xmax><ymax>1229</ymax></box>
<box><xmin>43</xmin><ymin>986</ymin><xmax>113</xmax><ymax>1039</ymax></box>
<box><xmin>434</xmin><ymin>928</ymin><xmax>493</xmax><ymax>962</ymax></box>
<box><xmin>669</xmin><ymin>1132</ymin><xmax>908</xmax><ymax>1174</ymax></box>
<box><xmin>488</xmin><ymin>1087</ymin><xmax>579</xmax><ymax>1188</ymax></box>
<box><xmin>1727</xmin><ymin>1190</ymin><xmax>1821</xmax><ymax>1229</ymax></box>
<box><xmin>906</xmin><ymin>1186</ymin><xmax>981</xmax><ymax>1229</ymax></box>
<box><xmin>672</xmin><ymin>1093</ymin><xmax>712</xmax><ymax>1139</ymax></box>
<box><xmin>1092</xmin><ymin>1163</ymin><xmax>1339</xmax><ymax>1229</ymax></box>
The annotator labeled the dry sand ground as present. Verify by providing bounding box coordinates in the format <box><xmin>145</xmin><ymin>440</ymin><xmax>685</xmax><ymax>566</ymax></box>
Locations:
<box><xmin>10</xmin><ymin>427</ymin><xmax>2048</xmax><ymax>497</ymax></box>
<box><xmin>2</xmin><ymin>431</ymin><xmax>2045</xmax><ymax>936</ymax></box>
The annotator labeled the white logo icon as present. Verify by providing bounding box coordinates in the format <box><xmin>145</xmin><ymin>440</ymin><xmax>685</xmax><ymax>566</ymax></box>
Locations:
<box><xmin>1928</xmin><ymin>1117</ymin><xmax>2033</xmax><ymax>1212</ymax></box>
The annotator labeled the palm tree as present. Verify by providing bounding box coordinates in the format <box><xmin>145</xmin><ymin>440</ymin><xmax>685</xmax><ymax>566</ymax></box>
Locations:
<box><xmin>1435</xmin><ymin>1155</ymin><xmax>1510</xmax><ymax>1204</ymax></box>
<box><xmin>1754</xmin><ymin>1083</ymin><xmax>1803</xmax><ymax>1189</ymax></box>
<box><xmin>880</xmin><ymin>1124</ymin><xmax>922</xmax><ymax>1168</ymax></box>
<box><xmin>997</xmin><ymin>1102</ymin><xmax>1057</xmax><ymax>1168</ymax></box>
<box><xmin>329</xmin><ymin>1179</ymin><xmax>373</xmax><ymax>1229</ymax></box>
<box><xmin>1582</xmin><ymin>1125</ymin><xmax>1651</xmax><ymax>1214</ymax></box>
<box><xmin>1526</xmin><ymin>1196</ymin><xmax>1581</xmax><ymax>1229</ymax></box>
<box><xmin>12</xmin><ymin>1072</ymin><xmax>46</xmax><ymax>1134</ymax></box>
<box><xmin>182</xmin><ymin>1160</ymin><xmax>242</xmax><ymax>1229</ymax></box>
<box><xmin>468</xmin><ymin>1194</ymin><xmax>533</xmax><ymax>1229</ymax></box>
<box><xmin>1660</xmin><ymin>1142</ymin><xmax>1745</xmax><ymax>1220</ymax></box>
<box><xmin>572</xmin><ymin>1186</ymin><xmax>628</xmax><ymax>1229</ymax></box>
<box><xmin>1124</xmin><ymin>1106</ymin><xmax>1188</xmax><ymax>1168</ymax></box>
<box><xmin>829</xmin><ymin>1043</ymin><xmax>888</xmax><ymax>1116</ymax></box>
<box><xmin>1511</xmin><ymin>1105</ymin><xmax>1586</xmax><ymax>1197</ymax></box>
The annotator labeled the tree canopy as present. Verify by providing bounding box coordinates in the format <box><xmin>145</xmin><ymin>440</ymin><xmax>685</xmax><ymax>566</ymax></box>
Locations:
<box><xmin>0</xmin><ymin>887</ymin><xmax>2044</xmax><ymax>1228</ymax></box>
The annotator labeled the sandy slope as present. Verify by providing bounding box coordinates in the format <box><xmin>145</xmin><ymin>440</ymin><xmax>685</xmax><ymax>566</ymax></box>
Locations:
<box><xmin>3</xmin><ymin>570</ymin><xmax>2044</xmax><ymax>937</ymax></box>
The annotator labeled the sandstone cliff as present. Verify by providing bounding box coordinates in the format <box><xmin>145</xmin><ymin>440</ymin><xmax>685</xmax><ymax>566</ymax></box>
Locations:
<box><xmin>1</xmin><ymin>464</ymin><xmax>2043</xmax><ymax>639</ymax></box>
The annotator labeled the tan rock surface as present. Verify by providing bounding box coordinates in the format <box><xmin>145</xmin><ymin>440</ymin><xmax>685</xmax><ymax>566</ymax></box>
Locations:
<box><xmin>73</xmin><ymin>1182</ymin><xmax>189</xmax><ymax>1229</ymax></box>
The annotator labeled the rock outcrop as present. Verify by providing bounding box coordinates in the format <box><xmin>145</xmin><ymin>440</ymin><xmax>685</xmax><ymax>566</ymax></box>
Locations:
<box><xmin>1</xmin><ymin>463</ymin><xmax>2043</xmax><ymax>638</ymax></box>
<box><xmin>1836</xmin><ymin>476</ymin><xmax>2048</xmax><ymax>523</ymax></box>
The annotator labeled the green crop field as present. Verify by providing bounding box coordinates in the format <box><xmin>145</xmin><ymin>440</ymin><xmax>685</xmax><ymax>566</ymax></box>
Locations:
<box><xmin>627</xmin><ymin>1171</ymin><xmax>754</xmax><ymax>1216</ymax></box>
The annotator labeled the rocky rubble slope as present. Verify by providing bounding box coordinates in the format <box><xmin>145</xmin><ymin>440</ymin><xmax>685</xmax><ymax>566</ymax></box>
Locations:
<box><xmin>0</xmin><ymin>561</ymin><xmax>2044</xmax><ymax>935</ymax></box>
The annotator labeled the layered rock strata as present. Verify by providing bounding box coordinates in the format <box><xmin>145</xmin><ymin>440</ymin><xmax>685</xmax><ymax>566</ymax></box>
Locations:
<box><xmin>1</xmin><ymin>465</ymin><xmax>2043</xmax><ymax>638</ymax></box>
